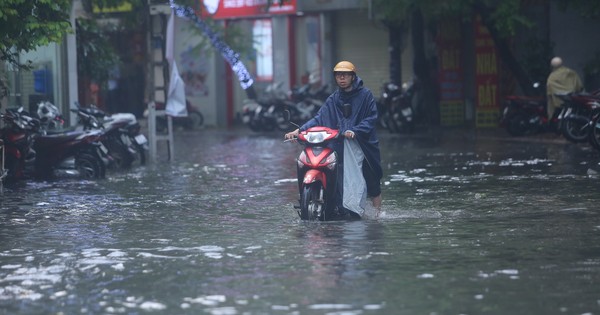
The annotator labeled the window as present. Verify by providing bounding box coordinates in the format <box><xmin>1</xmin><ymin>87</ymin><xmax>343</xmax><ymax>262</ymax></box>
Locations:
<box><xmin>252</xmin><ymin>19</ymin><xmax>273</xmax><ymax>81</ymax></box>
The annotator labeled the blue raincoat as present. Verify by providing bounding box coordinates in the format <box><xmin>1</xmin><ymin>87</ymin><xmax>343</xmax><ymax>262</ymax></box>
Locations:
<box><xmin>299</xmin><ymin>76</ymin><xmax>383</xmax><ymax>197</ymax></box>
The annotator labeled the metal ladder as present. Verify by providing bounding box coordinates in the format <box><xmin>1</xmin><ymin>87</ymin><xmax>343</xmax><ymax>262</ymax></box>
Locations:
<box><xmin>147</xmin><ymin>4</ymin><xmax>174</xmax><ymax>162</ymax></box>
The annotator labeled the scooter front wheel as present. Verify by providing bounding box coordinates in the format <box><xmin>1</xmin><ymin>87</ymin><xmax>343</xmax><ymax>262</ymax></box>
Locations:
<box><xmin>300</xmin><ymin>182</ymin><xmax>325</xmax><ymax>221</ymax></box>
<box><xmin>76</xmin><ymin>153</ymin><xmax>106</xmax><ymax>179</ymax></box>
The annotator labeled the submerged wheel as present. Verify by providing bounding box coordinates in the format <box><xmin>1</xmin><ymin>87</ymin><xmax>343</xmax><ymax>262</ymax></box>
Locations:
<box><xmin>561</xmin><ymin>110</ymin><xmax>591</xmax><ymax>143</ymax></box>
<box><xmin>76</xmin><ymin>153</ymin><xmax>106</xmax><ymax>179</ymax></box>
<box><xmin>387</xmin><ymin>113</ymin><xmax>400</xmax><ymax>133</ymax></box>
<box><xmin>135</xmin><ymin>143</ymin><xmax>146</xmax><ymax>165</ymax></box>
<box><xmin>506</xmin><ymin>114</ymin><xmax>528</xmax><ymax>137</ymax></box>
<box><xmin>300</xmin><ymin>182</ymin><xmax>325</xmax><ymax>221</ymax></box>
<box><xmin>183</xmin><ymin>111</ymin><xmax>204</xmax><ymax>130</ymax></box>
<box><xmin>248</xmin><ymin>118</ymin><xmax>262</xmax><ymax>132</ymax></box>
<box><xmin>3</xmin><ymin>155</ymin><xmax>22</xmax><ymax>182</ymax></box>
<box><xmin>589</xmin><ymin>114</ymin><xmax>600</xmax><ymax>151</ymax></box>
<box><xmin>105</xmin><ymin>140</ymin><xmax>134</xmax><ymax>170</ymax></box>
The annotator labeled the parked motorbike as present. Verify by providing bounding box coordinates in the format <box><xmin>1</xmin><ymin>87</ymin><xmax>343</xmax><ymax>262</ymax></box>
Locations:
<box><xmin>0</xmin><ymin>107</ymin><xmax>108</xmax><ymax>180</ymax></box>
<box><xmin>72</xmin><ymin>102</ymin><xmax>147</xmax><ymax>169</ymax></box>
<box><xmin>273</xmin><ymin>83</ymin><xmax>327</xmax><ymax>132</ymax></box>
<box><xmin>0</xmin><ymin>108</ymin><xmax>38</xmax><ymax>181</ymax></box>
<box><xmin>242</xmin><ymin>82</ymin><xmax>287</xmax><ymax>132</ymax></box>
<box><xmin>241</xmin><ymin>99</ymin><xmax>276</xmax><ymax>132</ymax></box>
<box><xmin>379</xmin><ymin>81</ymin><xmax>416</xmax><ymax>133</ymax></box>
<box><xmin>555</xmin><ymin>91</ymin><xmax>600</xmax><ymax>143</ymax></box>
<box><xmin>501</xmin><ymin>83</ymin><xmax>550</xmax><ymax>136</ymax></box>
<box><xmin>377</xmin><ymin>83</ymin><xmax>400</xmax><ymax>131</ymax></box>
<box><xmin>33</xmin><ymin>128</ymin><xmax>109</xmax><ymax>179</ymax></box>
<box><xmin>151</xmin><ymin>100</ymin><xmax>204</xmax><ymax>132</ymax></box>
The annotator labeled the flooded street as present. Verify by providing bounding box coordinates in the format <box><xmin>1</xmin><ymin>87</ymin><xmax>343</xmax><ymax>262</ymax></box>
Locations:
<box><xmin>1</xmin><ymin>127</ymin><xmax>600</xmax><ymax>314</ymax></box>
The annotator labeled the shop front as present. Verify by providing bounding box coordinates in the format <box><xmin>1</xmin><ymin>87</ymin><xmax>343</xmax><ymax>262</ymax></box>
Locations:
<box><xmin>187</xmin><ymin>0</ymin><xmax>393</xmax><ymax>127</ymax></box>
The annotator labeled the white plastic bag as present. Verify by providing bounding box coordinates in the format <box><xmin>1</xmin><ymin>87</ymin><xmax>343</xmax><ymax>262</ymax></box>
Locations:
<box><xmin>166</xmin><ymin>62</ymin><xmax>188</xmax><ymax>117</ymax></box>
<box><xmin>343</xmin><ymin>138</ymin><xmax>367</xmax><ymax>217</ymax></box>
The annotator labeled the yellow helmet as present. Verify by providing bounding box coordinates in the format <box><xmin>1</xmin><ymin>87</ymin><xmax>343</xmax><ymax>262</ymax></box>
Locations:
<box><xmin>333</xmin><ymin>61</ymin><xmax>356</xmax><ymax>73</ymax></box>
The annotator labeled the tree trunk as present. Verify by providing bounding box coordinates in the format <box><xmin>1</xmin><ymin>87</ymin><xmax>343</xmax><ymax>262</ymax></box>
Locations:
<box><xmin>411</xmin><ymin>7</ymin><xmax>439</xmax><ymax>125</ymax></box>
<box><xmin>386</xmin><ymin>22</ymin><xmax>403</xmax><ymax>85</ymax></box>
<box><xmin>472</xmin><ymin>3</ymin><xmax>535</xmax><ymax>96</ymax></box>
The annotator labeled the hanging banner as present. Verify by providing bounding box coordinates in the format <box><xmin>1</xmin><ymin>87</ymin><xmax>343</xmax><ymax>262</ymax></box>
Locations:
<box><xmin>437</xmin><ymin>18</ymin><xmax>464</xmax><ymax>126</ymax></box>
<box><xmin>166</xmin><ymin>62</ymin><xmax>188</xmax><ymax>117</ymax></box>
<box><xmin>201</xmin><ymin>0</ymin><xmax>297</xmax><ymax>19</ymax></box>
<box><xmin>170</xmin><ymin>1</ymin><xmax>254</xmax><ymax>90</ymax></box>
<box><xmin>474</xmin><ymin>15</ymin><xmax>500</xmax><ymax>127</ymax></box>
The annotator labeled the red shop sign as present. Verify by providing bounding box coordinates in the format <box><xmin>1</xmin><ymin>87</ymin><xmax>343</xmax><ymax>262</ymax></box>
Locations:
<box><xmin>201</xmin><ymin>0</ymin><xmax>297</xmax><ymax>19</ymax></box>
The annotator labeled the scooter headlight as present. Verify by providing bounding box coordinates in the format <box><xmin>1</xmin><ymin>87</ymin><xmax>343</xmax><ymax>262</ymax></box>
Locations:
<box><xmin>305</xmin><ymin>131</ymin><xmax>328</xmax><ymax>143</ymax></box>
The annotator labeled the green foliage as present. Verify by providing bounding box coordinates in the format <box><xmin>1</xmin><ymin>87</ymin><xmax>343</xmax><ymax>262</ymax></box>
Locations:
<box><xmin>372</xmin><ymin>0</ymin><xmax>534</xmax><ymax>38</ymax></box>
<box><xmin>183</xmin><ymin>19</ymin><xmax>254</xmax><ymax>60</ymax></box>
<box><xmin>0</xmin><ymin>0</ymin><xmax>72</xmax><ymax>97</ymax></box>
<box><xmin>76</xmin><ymin>19</ymin><xmax>120</xmax><ymax>88</ymax></box>
<box><xmin>0</xmin><ymin>0</ymin><xmax>72</xmax><ymax>68</ymax></box>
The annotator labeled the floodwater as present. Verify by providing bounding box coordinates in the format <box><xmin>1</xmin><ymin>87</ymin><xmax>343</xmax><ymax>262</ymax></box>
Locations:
<box><xmin>1</xmin><ymin>127</ymin><xmax>599</xmax><ymax>315</ymax></box>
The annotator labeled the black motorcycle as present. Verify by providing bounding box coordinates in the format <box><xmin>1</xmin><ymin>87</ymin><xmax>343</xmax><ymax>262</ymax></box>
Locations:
<box><xmin>241</xmin><ymin>82</ymin><xmax>288</xmax><ymax>132</ymax></box>
<box><xmin>500</xmin><ymin>82</ymin><xmax>553</xmax><ymax>137</ymax></box>
<box><xmin>272</xmin><ymin>83</ymin><xmax>328</xmax><ymax>132</ymax></box>
<box><xmin>554</xmin><ymin>91</ymin><xmax>600</xmax><ymax>143</ymax></box>
<box><xmin>380</xmin><ymin>82</ymin><xmax>416</xmax><ymax>133</ymax></box>
<box><xmin>72</xmin><ymin>102</ymin><xmax>147</xmax><ymax>169</ymax></box>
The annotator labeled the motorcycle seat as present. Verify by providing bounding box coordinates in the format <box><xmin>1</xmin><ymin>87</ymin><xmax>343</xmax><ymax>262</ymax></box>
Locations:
<box><xmin>34</xmin><ymin>131</ymin><xmax>87</xmax><ymax>146</ymax></box>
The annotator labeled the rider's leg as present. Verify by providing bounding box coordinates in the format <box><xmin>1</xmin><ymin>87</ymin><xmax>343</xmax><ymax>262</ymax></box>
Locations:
<box><xmin>371</xmin><ymin>194</ymin><xmax>382</xmax><ymax>210</ymax></box>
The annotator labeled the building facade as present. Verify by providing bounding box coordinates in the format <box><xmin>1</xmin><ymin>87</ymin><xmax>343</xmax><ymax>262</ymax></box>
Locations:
<box><xmin>3</xmin><ymin>1</ymin><xmax>600</xmax><ymax>129</ymax></box>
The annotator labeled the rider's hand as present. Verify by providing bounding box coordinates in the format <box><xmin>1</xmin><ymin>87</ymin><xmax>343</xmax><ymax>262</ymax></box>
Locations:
<box><xmin>344</xmin><ymin>130</ymin><xmax>355</xmax><ymax>139</ymax></box>
<box><xmin>285</xmin><ymin>129</ymin><xmax>300</xmax><ymax>141</ymax></box>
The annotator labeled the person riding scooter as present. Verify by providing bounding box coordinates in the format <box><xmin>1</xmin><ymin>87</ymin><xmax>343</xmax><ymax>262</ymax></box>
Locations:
<box><xmin>285</xmin><ymin>61</ymin><xmax>383</xmax><ymax>216</ymax></box>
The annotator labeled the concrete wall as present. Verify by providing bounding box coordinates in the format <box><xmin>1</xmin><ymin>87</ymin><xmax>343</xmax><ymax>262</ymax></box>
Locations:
<box><xmin>550</xmin><ymin>3</ymin><xmax>600</xmax><ymax>90</ymax></box>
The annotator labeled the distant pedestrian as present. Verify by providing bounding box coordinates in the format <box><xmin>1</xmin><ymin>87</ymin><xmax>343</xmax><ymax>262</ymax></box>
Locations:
<box><xmin>546</xmin><ymin>56</ymin><xmax>583</xmax><ymax>118</ymax></box>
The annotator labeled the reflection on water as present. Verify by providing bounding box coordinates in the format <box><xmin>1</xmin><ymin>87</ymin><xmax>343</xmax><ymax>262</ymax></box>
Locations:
<box><xmin>0</xmin><ymin>129</ymin><xmax>599</xmax><ymax>314</ymax></box>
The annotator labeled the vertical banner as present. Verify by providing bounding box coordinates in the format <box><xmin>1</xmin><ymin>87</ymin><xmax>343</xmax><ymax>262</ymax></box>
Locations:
<box><xmin>474</xmin><ymin>15</ymin><xmax>500</xmax><ymax>127</ymax></box>
<box><xmin>170</xmin><ymin>1</ymin><xmax>254</xmax><ymax>90</ymax></box>
<box><xmin>437</xmin><ymin>18</ymin><xmax>464</xmax><ymax>126</ymax></box>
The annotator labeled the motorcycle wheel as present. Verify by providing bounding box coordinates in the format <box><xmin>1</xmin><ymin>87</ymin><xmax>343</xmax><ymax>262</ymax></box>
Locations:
<box><xmin>300</xmin><ymin>182</ymin><xmax>325</xmax><ymax>221</ymax></box>
<box><xmin>248</xmin><ymin>118</ymin><xmax>263</xmax><ymax>132</ymax></box>
<box><xmin>561</xmin><ymin>109</ymin><xmax>591</xmax><ymax>143</ymax></box>
<box><xmin>589</xmin><ymin>113</ymin><xmax>600</xmax><ymax>151</ymax></box>
<box><xmin>105</xmin><ymin>140</ymin><xmax>134</xmax><ymax>170</ymax></box>
<box><xmin>183</xmin><ymin>111</ymin><xmax>204</xmax><ymax>130</ymax></box>
<box><xmin>135</xmin><ymin>143</ymin><xmax>146</xmax><ymax>165</ymax></box>
<box><xmin>3</xmin><ymin>155</ymin><xmax>22</xmax><ymax>182</ymax></box>
<box><xmin>506</xmin><ymin>114</ymin><xmax>528</xmax><ymax>137</ymax></box>
<box><xmin>76</xmin><ymin>153</ymin><xmax>106</xmax><ymax>179</ymax></box>
<box><xmin>388</xmin><ymin>113</ymin><xmax>401</xmax><ymax>133</ymax></box>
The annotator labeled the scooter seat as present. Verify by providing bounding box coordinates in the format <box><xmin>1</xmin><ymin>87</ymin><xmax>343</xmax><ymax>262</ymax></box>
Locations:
<box><xmin>34</xmin><ymin>131</ymin><xmax>87</xmax><ymax>147</ymax></box>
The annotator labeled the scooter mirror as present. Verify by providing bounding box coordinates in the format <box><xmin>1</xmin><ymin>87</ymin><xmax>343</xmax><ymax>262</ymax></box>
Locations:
<box><xmin>283</xmin><ymin>109</ymin><xmax>300</xmax><ymax>128</ymax></box>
